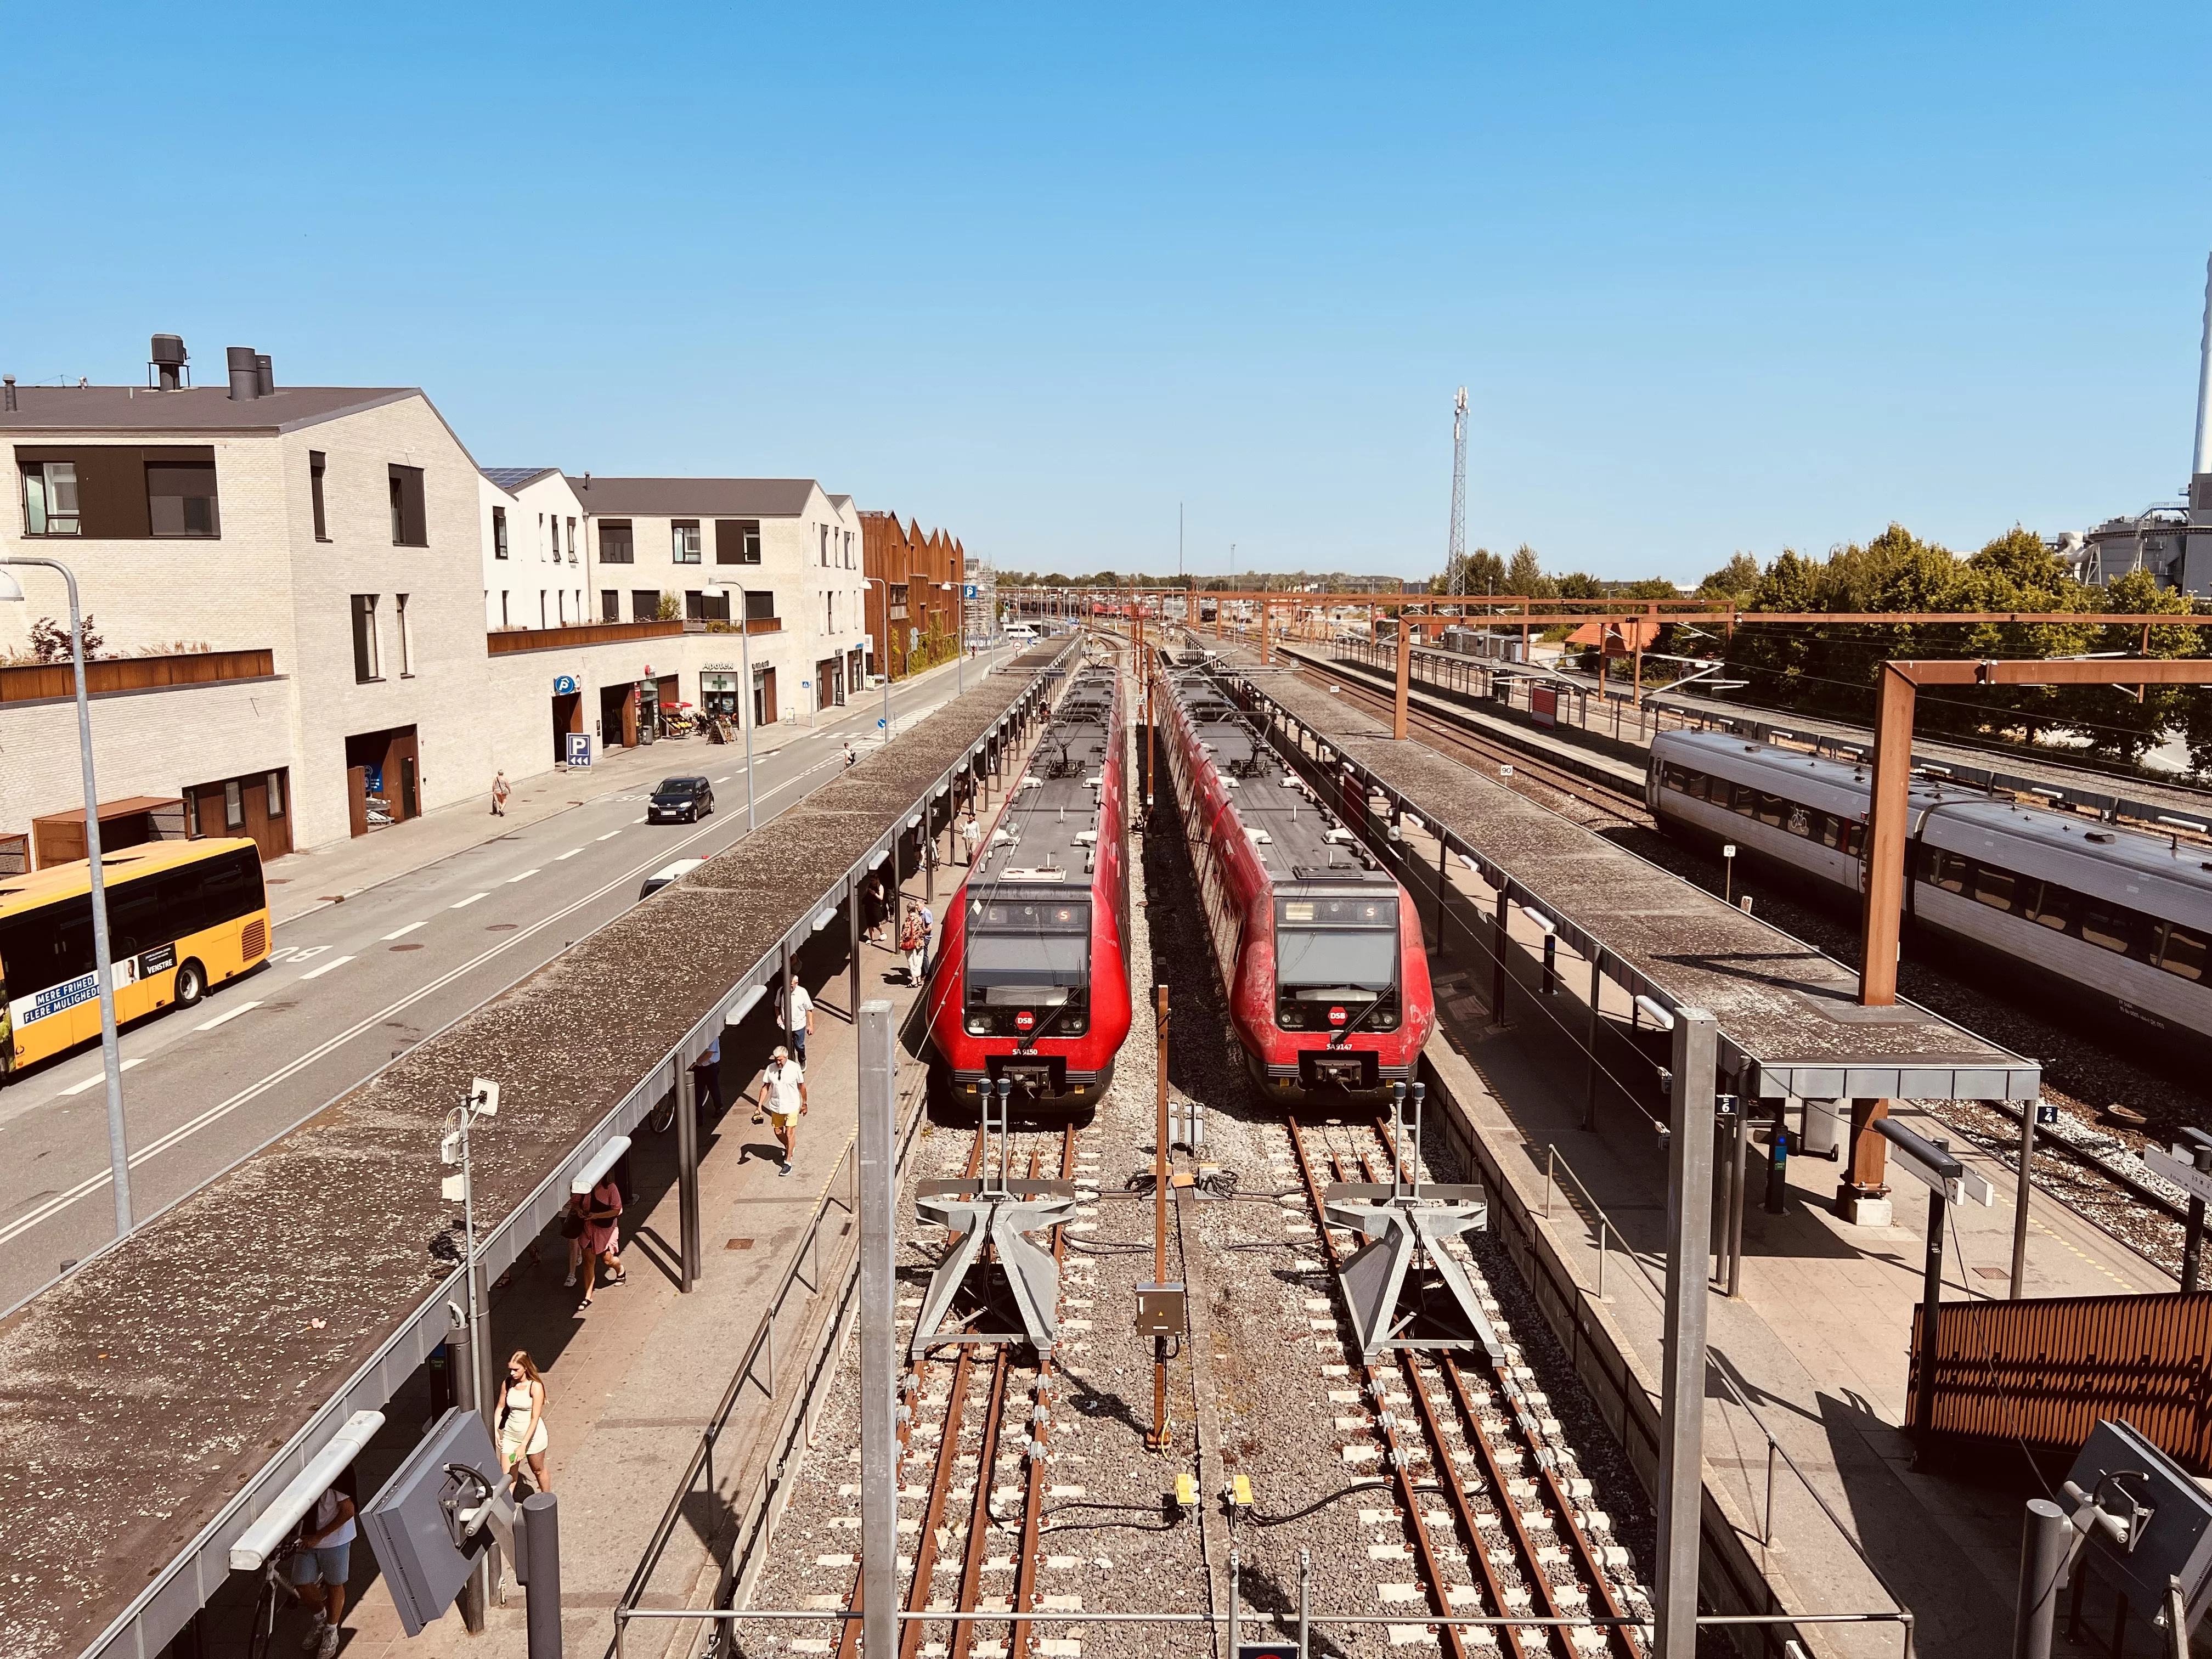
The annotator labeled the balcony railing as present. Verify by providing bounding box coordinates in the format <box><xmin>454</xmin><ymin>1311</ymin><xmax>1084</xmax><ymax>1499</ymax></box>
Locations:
<box><xmin>0</xmin><ymin>647</ymin><xmax>276</xmax><ymax>705</ymax></box>
<box><xmin>686</xmin><ymin>617</ymin><xmax>783</xmax><ymax>636</ymax></box>
<box><xmin>486</xmin><ymin>620</ymin><xmax>685</xmax><ymax>655</ymax></box>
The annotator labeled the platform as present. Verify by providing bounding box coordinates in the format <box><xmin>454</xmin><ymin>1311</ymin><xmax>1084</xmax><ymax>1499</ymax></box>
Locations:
<box><xmin>0</xmin><ymin>644</ymin><xmax>1072</xmax><ymax>1659</ymax></box>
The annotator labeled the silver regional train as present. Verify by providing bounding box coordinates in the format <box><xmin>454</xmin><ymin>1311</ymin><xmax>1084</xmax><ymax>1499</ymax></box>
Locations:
<box><xmin>1647</xmin><ymin>728</ymin><xmax>2212</xmax><ymax>1060</ymax></box>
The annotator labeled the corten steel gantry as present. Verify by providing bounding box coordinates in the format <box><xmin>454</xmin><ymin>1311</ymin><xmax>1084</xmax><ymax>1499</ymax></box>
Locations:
<box><xmin>1847</xmin><ymin>654</ymin><xmax>2212</xmax><ymax>1223</ymax></box>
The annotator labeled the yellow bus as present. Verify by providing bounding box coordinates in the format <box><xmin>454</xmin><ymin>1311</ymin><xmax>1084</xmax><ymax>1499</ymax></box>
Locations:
<box><xmin>0</xmin><ymin>837</ymin><xmax>271</xmax><ymax>1079</ymax></box>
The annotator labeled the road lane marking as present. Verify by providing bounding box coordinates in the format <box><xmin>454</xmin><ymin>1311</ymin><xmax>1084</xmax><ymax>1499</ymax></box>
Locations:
<box><xmin>195</xmin><ymin>1000</ymin><xmax>263</xmax><ymax>1032</ymax></box>
<box><xmin>0</xmin><ymin>720</ymin><xmax>932</xmax><ymax>1251</ymax></box>
<box><xmin>380</xmin><ymin>921</ymin><xmax>427</xmax><ymax>941</ymax></box>
<box><xmin>451</xmin><ymin>891</ymin><xmax>490</xmax><ymax>909</ymax></box>
<box><xmin>506</xmin><ymin>868</ymin><xmax>540</xmax><ymax>883</ymax></box>
<box><xmin>596</xmin><ymin>831</ymin><xmax>621</xmax><ymax>840</ymax></box>
<box><xmin>299</xmin><ymin>955</ymin><xmax>356</xmax><ymax>981</ymax></box>
<box><xmin>60</xmin><ymin>1058</ymin><xmax>144</xmax><ymax>1096</ymax></box>
<box><xmin>554</xmin><ymin>848</ymin><xmax>583</xmax><ymax>860</ymax></box>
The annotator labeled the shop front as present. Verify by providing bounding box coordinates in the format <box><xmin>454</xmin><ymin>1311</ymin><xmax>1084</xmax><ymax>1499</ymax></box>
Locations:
<box><xmin>345</xmin><ymin>725</ymin><xmax>420</xmax><ymax>836</ymax></box>
<box><xmin>701</xmin><ymin>665</ymin><xmax>740</xmax><ymax>720</ymax></box>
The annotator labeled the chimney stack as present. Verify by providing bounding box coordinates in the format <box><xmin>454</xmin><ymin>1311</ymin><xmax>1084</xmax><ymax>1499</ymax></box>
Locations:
<box><xmin>255</xmin><ymin>353</ymin><xmax>274</xmax><ymax>396</ymax></box>
<box><xmin>226</xmin><ymin>346</ymin><xmax>260</xmax><ymax>401</ymax></box>
<box><xmin>3</xmin><ymin>376</ymin><xmax>15</xmax><ymax>414</ymax></box>
<box><xmin>150</xmin><ymin>334</ymin><xmax>188</xmax><ymax>391</ymax></box>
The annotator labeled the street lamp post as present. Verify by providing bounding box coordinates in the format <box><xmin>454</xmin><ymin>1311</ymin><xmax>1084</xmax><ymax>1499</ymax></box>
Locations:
<box><xmin>0</xmin><ymin>557</ymin><xmax>133</xmax><ymax>1234</ymax></box>
<box><xmin>862</xmin><ymin>577</ymin><xmax>896</xmax><ymax>743</ymax></box>
<box><xmin>704</xmin><ymin>577</ymin><xmax>758</xmax><ymax>831</ymax></box>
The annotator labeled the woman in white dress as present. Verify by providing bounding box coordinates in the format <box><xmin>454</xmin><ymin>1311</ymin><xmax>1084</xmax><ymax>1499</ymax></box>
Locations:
<box><xmin>499</xmin><ymin>1350</ymin><xmax>551</xmax><ymax>1494</ymax></box>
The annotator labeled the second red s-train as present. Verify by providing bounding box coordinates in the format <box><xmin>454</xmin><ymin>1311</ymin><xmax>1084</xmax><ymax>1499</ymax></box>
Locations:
<box><xmin>1156</xmin><ymin>665</ymin><xmax>1433</xmax><ymax>1094</ymax></box>
<box><xmin>924</xmin><ymin>660</ymin><xmax>1133</xmax><ymax>1108</ymax></box>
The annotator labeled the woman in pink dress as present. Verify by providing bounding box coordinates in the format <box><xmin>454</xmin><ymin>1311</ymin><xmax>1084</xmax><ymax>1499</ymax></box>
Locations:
<box><xmin>579</xmin><ymin>1176</ymin><xmax>625</xmax><ymax>1305</ymax></box>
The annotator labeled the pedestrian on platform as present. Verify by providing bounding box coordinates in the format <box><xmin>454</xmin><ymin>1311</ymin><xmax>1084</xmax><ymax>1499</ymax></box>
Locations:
<box><xmin>759</xmin><ymin>1045</ymin><xmax>807</xmax><ymax>1176</ymax></box>
<box><xmin>781</xmin><ymin>974</ymin><xmax>815</xmax><ymax>1065</ymax></box>
<box><xmin>692</xmin><ymin>1035</ymin><xmax>721</xmax><ymax>1121</ymax></box>
<box><xmin>917</xmin><ymin>899</ymin><xmax>935</xmax><ymax>977</ymax></box>
<box><xmin>959</xmin><ymin>812</ymin><xmax>983</xmax><ymax>866</ymax></box>
<box><xmin>862</xmin><ymin>870</ymin><xmax>889</xmax><ymax>947</ymax></box>
<box><xmin>498</xmin><ymin>1351</ymin><xmax>551</xmax><ymax>1496</ymax></box>
<box><xmin>491</xmin><ymin>770</ymin><xmax>511</xmax><ymax>816</ymax></box>
<box><xmin>900</xmin><ymin>903</ymin><xmax>926</xmax><ymax>985</ymax></box>
<box><xmin>844</xmin><ymin>741</ymin><xmax>858</xmax><ymax>768</ymax></box>
<box><xmin>283</xmin><ymin>1482</ymin><xmax>356</xmax><ymax>1658</ymax></box>
<box><xmin>560</xmin><ymin>1191</ymin><xmax>589</xmax><ymax>1286</ymax></box>
<box><xmin>578</xmin><ymin>1172</ymin><xmax>625</xmax><ymax>1306</ymax></box>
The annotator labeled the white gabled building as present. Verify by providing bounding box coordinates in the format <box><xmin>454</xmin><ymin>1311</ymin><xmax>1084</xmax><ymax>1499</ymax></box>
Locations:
<box><xmin>478</xmin><ymin>466</ymin><xmax>590</xmax><ymax>631</ymax></box>
<box><xmin>565</xmin><ymin>476</ymin><xmax>871</xmax><ymax>729</ymax></box>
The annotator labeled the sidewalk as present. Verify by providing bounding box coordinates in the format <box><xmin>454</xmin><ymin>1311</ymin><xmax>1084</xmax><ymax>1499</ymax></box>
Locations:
<box><xmin>263</xmin><ymin>656</ymin><xmax>973</xmax><ymax>927</ymax></box>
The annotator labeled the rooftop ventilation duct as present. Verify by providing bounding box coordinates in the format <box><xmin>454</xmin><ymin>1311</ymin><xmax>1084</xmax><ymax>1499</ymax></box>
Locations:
<box><xmin>226</xmin><ymin>345</ymin><xmax>260</xmax><ymax>401</ymax></box>
<box><xmin>256</xmin><ymin>353</ymin><xmax>274</xmax><ymax>396</ymax></box>
<box><xmin>149</xmin><ymin>334</ymin><xmax>187</xmax><ymax>391</ymax></box>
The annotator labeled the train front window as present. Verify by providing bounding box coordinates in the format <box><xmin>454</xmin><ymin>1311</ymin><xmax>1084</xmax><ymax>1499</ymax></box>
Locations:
<box><xmin>963</xmin><ymin>898</ymin><xmax>1091</xmax><ymax>1036</ymax></box>
<box><xmin>1275</xmin><ymin>894</ymin><xmax>1400</xmax><ymax>1031</ymax></box>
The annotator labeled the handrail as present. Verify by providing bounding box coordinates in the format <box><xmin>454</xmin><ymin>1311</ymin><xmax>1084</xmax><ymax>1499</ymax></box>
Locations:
<box><xmin>1541</xmin><ymin>1139</ymin><xmax>1915</xmax><ymax>1612</ymax></box>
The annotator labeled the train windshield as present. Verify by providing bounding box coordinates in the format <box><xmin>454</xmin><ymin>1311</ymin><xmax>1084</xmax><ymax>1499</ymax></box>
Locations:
<box><xmin>966</xmin><ymin>898</ymin><xmax>1092</xmax><ymax>1006</ymax></box>
<box><xmin>1274</xmin><ymin>894</ymin><xmax>1397</xmax><ymax>995</ymax></box>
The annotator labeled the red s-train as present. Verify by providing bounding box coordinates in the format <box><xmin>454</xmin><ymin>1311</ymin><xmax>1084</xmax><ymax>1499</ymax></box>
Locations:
<box><xmin>1156</xmin><ymin>665</ymin><xmax>1433</xmax><ymax>1094</ymax></box>
<box><xmin>924</xmin><ymin>661</ymin><xmax>1133</xmax><ymax>1108</ymax></box>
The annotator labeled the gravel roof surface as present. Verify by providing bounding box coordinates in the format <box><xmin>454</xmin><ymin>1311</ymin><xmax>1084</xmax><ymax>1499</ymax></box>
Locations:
<box><xmin>1234</xmin><ymin>661</ymin><xmax>2036</xmax><ymax>1097</ymax></box>
<box><xmin>0</xmin><ymin>648</ymin><xmax>1065</xmax><ymax>1659</ymax></box>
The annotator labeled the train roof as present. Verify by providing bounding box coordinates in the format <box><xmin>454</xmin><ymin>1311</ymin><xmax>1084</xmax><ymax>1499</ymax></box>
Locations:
<box><xmin>1166</xmin><ymin>668</ymin><xmax>1388</xmax><ymax>889</ymax></box>
<box><xmin>1660</xmin><ymin>729</ymin><xmax>2212</xmax><ymax>913</ymax></box>
<box><xmin>974</xmin><ymin>662</ymin><xmax>1119</xmax><ymax>890</ymax></box>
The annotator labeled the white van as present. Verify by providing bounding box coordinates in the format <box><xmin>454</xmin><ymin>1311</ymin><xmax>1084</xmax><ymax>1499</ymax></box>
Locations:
<box><xmin>639</xmin><ymin>857</ymin><xmax>706</xmax><ymax>899</ymax></box>
<box><xmin>1002</xmin><ymin>623</ymin><xmax>1039</xmax><ymax>643</ymax></box>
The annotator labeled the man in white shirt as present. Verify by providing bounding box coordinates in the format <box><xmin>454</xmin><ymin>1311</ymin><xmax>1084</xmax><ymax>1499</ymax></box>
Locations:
<box><xmin>782</xmin><ymin>977</ymin><xmax>816</xmax><ymax>1064</ymax></box>
<box><xmin>757</xmin><ymin>1046</ymin><xmax>808</xmax><ymax>1176</ymax></box>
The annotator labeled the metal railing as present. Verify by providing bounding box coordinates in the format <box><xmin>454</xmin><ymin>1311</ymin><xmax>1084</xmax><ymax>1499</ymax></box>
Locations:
<box><xmin>1539</xmin><ymin>1140</ymin><xmax>1916</xmax><ymax>1604</ymax></box>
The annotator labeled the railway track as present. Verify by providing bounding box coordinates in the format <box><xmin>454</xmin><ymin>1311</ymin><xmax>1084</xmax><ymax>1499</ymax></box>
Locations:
<box><xmin>1281</xmin><ymin>1113</ymin><xmax>1649</xmax><ymax>1656</ymax></box>
<box><xmin>824</xmin><ymin>1121</ymin><xmax>1080</xmax><ymax>1659</ymax></box>
<box><xmin>1271</xmin><ymin>645</ymin><xmax>2202</xmax><ymax>1289</ymax></box>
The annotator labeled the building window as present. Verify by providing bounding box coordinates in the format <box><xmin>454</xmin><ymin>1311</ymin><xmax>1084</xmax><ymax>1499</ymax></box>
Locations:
<box><xmin>745</xmin><ymin>589</ymin><xmax>775</xmax><ymax>622</ymax></box>
<box><xmin>351</xmin><ymin>594</ymin><xmax>382</xmax><ymax>681</ymax></box>
<box><xmin>500</xmin><ymin>591</ymin><xmax>510</xmax><ymax>627</ymax></box>
<box><xmin>819</xmin><ymin>524</ymin><xmax>829</xmax><ymax>566</ymax></box>
<box><xmin>539</xmin><ymin>590</ymin><xmax>548</xmax><ymax>628</ymax></box>
<box><xmin>396</xmin><ymin>592</ymin><xmax>413</xmax><ymax>674</ymax></box>
<box><xmin>311</xmin><ymin>452</ymin><xmax>329</xmax><ymax>541</ymax></box>
<box><xmin>825</xmin><ymin>592</ymin><xmax>835</xmax><ymax>631</ymax></box>
<box><xmin>566</xmin><ymin>516</ymin><xmax>578</xmax><ymax>563</ymax></box>
<box><xmin>389</xmin><ymin>465</ymin><xmax>427</xmax><ymax>545</ymax></box>
<box><xmin>601</xmin><ymin>589</ymin><xmax>619</xmax><ymax>621</ymax></box>
<box><xmin>493</xmin><ymin>504</ymin><xmax>509</xmax><ymax>559</ymax></box>
<box><xmin>716</xmin><ymin>518</ymin><xmax>762</xmax><ymax>564</ymax></box>
<box><xmin>633</xmin><ymin>589</ymin><xmax>659</xmax><ymax>622</ymax></box>
<box><xmin>599</xmin><ymin>519</ymin><xmax>634</xmax><ymax>564</ymax></box>
<box><xmin>22</xmin><ymin>460</ymin><xmax>81</xmax><ymax>535</ymax></box>
<box><xmin>267</xmin><ymin>770</ymin><xmax>286</xmax><ymax>818</ymax></box>
<box><xmin>148</xmin><ymin>455</ymin><xmax>220</xmax><ymax>537</ymax></box>
<box><xmin>844</xmin><ymin>530</ymin><xmax>853</xmax><ymax>568</ymax></box>
<box><xmin>685</xmin><ymin>590</ymin><xmax>731</xmax><ymax>622</ymax></box>
<box><xmin>224</xmin><ymin>779</ymin><xmax>245</xmax><ymax>830</ymax></box>
<box><xmin>672</xmin><ymin>519</ymin><xmax>702</xmax><ymax>563</ymax></box>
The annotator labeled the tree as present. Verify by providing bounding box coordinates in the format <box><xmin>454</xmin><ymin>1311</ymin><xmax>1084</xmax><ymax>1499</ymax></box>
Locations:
<box><xmin>1553</xmin><ymin>572</ymin><xmax>1605</xmax><ymax>599</ymax></box>
<box><xmin>1504</xmin><ymin>544</ymin><xmax>1554</xmax><ymax>599</ymax></box>
<box><xmin>1430</xmin><ymin>546</ymin><xmax>1506</xmax><ymax>596</ymax></box>
<box><xmin>29</xmin><ymin>614</ymin><xmax>103</xmax><ymax>662</ymax></box>
<box><xmin>1697</xmin><ymin>554</ymin><xmax>1762</xmax><ymax>601</ymax></box>
<box><xmin>656</xmin><ymin>592</ymin><xmax>681</xmax><ymax>621</ymax></box>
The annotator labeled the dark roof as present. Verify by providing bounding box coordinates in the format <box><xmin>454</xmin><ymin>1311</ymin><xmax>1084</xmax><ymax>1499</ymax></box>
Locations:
<box><xmin>482</xmin><ymin>465</ymin><xmax>560</xmax><ymax>490</ymax></box>
<box><xmin>1229</xmin><ymin>652</ymin><xmax>2041</xmax><ymax>1104</ymax></box>
<box><xmin>0</xmin><ymin>384</ymin><xmax>421</xmax><ymax>436</ymax></box>
<box><xmin>563</xmin><ymin>476</ymin><xmax>822</xmax><ymax>517</ymax></box>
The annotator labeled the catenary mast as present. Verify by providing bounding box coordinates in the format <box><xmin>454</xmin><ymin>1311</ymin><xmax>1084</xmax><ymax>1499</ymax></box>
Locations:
<box><xmin>1447</xmin><ymin>385</ymin><xmax>1468</xmax><ymax>595</ymax></box>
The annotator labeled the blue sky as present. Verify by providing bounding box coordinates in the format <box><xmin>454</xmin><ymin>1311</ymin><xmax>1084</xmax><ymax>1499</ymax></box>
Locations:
<box><xmin>7</xmin><ymin>3</ymin><xmax>2210</xmax><ymax>581</ymax></box>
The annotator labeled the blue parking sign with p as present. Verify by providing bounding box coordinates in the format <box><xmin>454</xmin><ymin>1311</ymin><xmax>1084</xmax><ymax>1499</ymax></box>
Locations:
<box><xmin>566</xmin><ymin>732</ymin><xmax>592</xmax><ymax>767</ymax></box>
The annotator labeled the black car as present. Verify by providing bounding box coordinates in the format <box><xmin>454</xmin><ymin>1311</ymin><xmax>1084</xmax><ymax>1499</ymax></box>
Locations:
<box><xmin>648</xmin><ymin>776</ymin><xmax>715</xmax><ymax>823</ymax></box>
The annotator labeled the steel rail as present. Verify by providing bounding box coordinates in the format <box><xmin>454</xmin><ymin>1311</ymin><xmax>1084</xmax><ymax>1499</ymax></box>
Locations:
<box><xmin>1357</xmin><ymin>1114</ymin><xmax>1644</xmax><ymax>1658</ymax></box>
<box><xmin>1008</xmin><ymin>1125</ymin><xmax>1079</xmax><ymax>1658</ymax></box>
<box><xmin>1284</xmin><ymin>1116</ymin><xmax>1474</xmax><ymax>1659</ymax></box>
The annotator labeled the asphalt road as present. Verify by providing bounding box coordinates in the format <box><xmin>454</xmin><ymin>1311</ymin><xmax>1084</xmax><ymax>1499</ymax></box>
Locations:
<box><xmin>0</xmin><ymin>669</ymin><xmax>978</xmax><ymax>1304</ymax></box>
